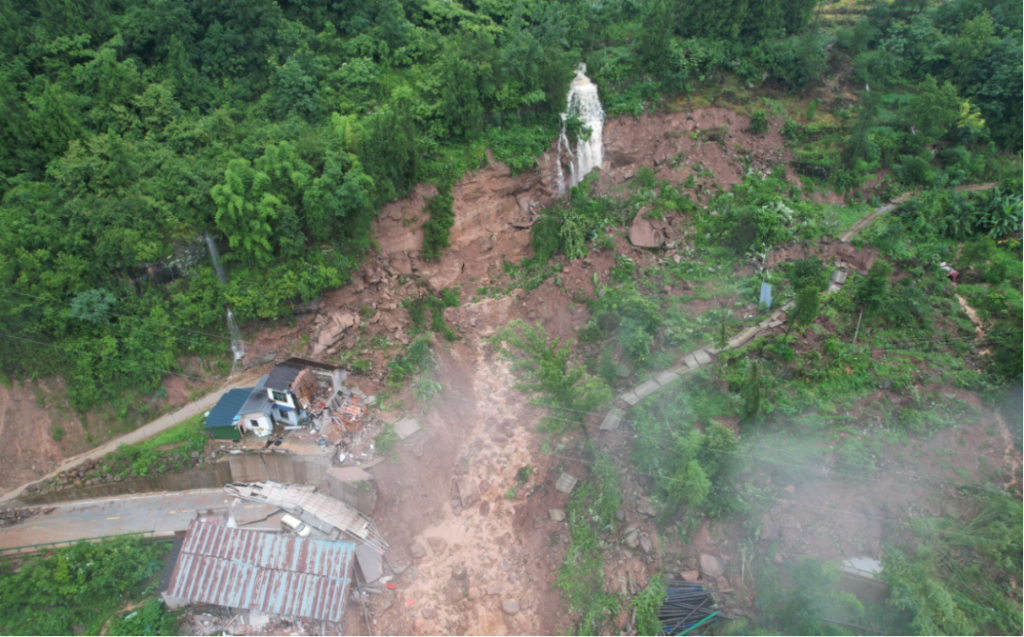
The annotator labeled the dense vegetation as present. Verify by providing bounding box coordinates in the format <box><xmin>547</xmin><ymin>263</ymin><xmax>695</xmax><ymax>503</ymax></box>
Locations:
<box><xmin>0</xmin><ymin>536</ymin><xmax>175</xmax><ymax>635</ymax></box>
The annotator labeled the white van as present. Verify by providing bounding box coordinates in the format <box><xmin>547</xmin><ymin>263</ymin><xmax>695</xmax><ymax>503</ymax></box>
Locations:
<box><xmin>281</xmin><ymin>514</ymin><xmax>312</xmax><ymax>538</ymax></box>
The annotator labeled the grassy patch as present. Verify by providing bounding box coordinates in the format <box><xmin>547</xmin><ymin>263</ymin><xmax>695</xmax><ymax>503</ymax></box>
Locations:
<box><xmin>101</xmin><ymin>415</ymin><xmax>206</xmax><ymax>478</ymax></box>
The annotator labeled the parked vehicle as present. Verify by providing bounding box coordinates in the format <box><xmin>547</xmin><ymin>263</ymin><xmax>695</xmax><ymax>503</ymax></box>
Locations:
<box><xmin>281</xmin><ymin>514</ymin><xmax>312</xmax><ymax>537</ymax></box>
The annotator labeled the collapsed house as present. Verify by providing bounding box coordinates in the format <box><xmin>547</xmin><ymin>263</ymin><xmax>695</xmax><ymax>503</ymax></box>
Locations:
<box><xmin>162</xmin><ymin>520</ymin><xmax>356</xmax><ymax>623</ymax></box>
<box><xmin>264</xmin><ymin>358</ymin><xmax>342</xmax><ymax>427</ymax></box>
<box><xmin>204</xmin><ymin>358</ymin><xmax>360</xmax><ymax>439</ymax></box>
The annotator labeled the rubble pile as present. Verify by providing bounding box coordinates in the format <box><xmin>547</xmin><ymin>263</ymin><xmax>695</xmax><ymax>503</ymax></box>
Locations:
<box><xmin>285</xmin><ymin>379</ymin><xmax>387</xmax><ymax>460</ymax></box>
<box><xmin>181</xmin><ymin>608</ymin><xmax>335</xmax><ymax>637</ymax></box>
<box><xmin>0</xmin><ymin>506</ymin><xmax>52</xmax><ymax>528</ymax></box>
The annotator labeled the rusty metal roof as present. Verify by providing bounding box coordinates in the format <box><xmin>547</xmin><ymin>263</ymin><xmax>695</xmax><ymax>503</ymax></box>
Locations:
<box><xmin>165</xmin><ymin>520</ymin><xmax>355</xmax><ymax>623</ymax></box>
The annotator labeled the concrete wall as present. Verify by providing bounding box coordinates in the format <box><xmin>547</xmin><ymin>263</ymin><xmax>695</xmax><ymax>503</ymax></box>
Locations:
<box><xmin>23</xmin><ymin>463</ymin><xmax>233</xmax><ymax>505</ymax></box>
<box><xmin>21</xmin><ymin>453</ymin><xmax>333</xmax><ymax>505</ymax></box>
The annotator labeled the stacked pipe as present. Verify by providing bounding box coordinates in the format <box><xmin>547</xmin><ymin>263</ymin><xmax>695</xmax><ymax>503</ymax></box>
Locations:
<box><xmin>658</xmin><ymin>581</ymin><xmax>735</xmax><ymax>635</ymax></box>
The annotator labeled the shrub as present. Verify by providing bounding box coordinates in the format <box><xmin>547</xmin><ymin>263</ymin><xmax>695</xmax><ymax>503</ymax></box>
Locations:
<box><xmin>898</xmin><ymin>407</ymin><xmax>926</xmax><ymax>433</ymax></box>
<box><xmin>490</xmin><ymin>320</ymin><xmax>612</xmax><ymax>435</ymax></box>
<box><xmin>750</xmin><ymin>110</ymin><xmax>769</xmax><ymax>134</ymax></box>
<box><xmin>404</xmin><ymin>289</ymin><xmax>460</xmax><ymax>341</ymax></box>
<box><xmin>583</xmin><ymin>284</ymin><xmax>663</xmax><ymax>366</ymax></box>
<box><xmin>422</xmin><ymin>179</ymin><xmax>456</xmax><ymax>259</ymax></box>
<box><xmin>855</xmin><ymin>260</ymin><xmax>893</xmax><ymax>315</ymax></box>
<box><xmin>375</xmin><ymin>425</ymin><xmax>400</xmax><ymax>453</ymax></box>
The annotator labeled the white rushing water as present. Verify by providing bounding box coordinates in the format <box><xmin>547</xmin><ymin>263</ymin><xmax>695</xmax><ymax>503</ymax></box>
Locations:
<box><xmin>204</xmin><ymin>232</ymin><xmax>245</xmax><ymax>361</ymax></box>
<box><xmin>558</xmin><ymin>64</ymin><xmax>605</xmax><ymax>195</ymax></box>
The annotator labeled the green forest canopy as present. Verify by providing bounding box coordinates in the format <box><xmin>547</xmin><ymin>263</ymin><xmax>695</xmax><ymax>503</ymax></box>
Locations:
<box><xmin>0</xmin><ymin>0</ymin><xmax>1020</xmax><ymax>409</ymax></box>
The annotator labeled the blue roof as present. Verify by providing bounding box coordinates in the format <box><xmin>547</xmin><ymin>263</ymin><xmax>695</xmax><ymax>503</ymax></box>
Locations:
<box><xmin>205</xmin><ymin>388</ymin><xmax>253</xmax><ymax>429</ymax></box>
<box><xmin>238</xmin><ymin>375</ymin><xmax>271</xmax><ymax>415</ymax></box>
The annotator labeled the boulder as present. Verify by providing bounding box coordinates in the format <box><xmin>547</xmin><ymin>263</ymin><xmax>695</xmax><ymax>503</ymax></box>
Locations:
<box><xmin>427</xmin><ymin>536</ymin><xmax>448</xmax><ymax>556</ymax></box>
<box><xmin>681</xmin><ymin>570</ymin><xmax>700</xmax><ymax>582</ymax></box>
<box><xmin>312</xmin><ymin>311</ymin><xmax>358</xmax><ymax>356</ymax></box>
<box><xmin>629</xmin><ymin>210</ymin><xmax>669</xmax><ymax>248</ymax></box>
<box><xmin>502</xmin><ymin>600</ymin><xmax>520</xmax><ymax>615</ymax></box>
<box><xmin>409</xmin><ymin>542</ymin><xmax>427</xmax><ymax>559</ymax></box>
<box><xmin>638</xmin><ymin>497</ymin><xmax>656</xmax><ymax>517</ymax></box>
<box><xmin>624</xmin><ymin>526</ymin><xmax>640</xmax><ymax>549</ymax></box>
<box><xmin>699</xmin><ymin>553</ymin><xmax>724</xmax><ymax>579</ymax></box>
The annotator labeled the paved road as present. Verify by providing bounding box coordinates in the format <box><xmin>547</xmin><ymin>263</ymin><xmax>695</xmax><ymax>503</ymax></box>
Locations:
<box><xmin>0</xmin><ymin>379</ymin><xmax>251</xmax><ymax>505</ymax></box>
<box><xmin>0</xmin><ymin>489</ymin><xmax>231</xmax><ymax>553</ymax></box>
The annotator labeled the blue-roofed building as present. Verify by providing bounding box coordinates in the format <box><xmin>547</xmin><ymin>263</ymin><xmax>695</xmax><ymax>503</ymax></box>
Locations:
<box><xmin>237</xmin><ymin>375</ymin><xmax>274</xmax><ymax>437</ymax></box>
<box><xmin>204</xmin><ymin>388</ymin><xmax>253</xmax><ymax>440</ymax></box>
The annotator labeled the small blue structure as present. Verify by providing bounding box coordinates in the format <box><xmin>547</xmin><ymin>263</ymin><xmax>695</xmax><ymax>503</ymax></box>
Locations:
<box><xmin>203</xmin><ymin>388</ymin><xmax>252</xmax><ymax>440</ymax></box>
<box><xmin>759</xmin><ymin>282</ymin><xmax>773</xmax><ymax>309</ymax></box>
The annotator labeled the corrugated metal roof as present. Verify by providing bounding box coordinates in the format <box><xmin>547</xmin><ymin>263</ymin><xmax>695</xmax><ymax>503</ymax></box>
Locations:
<box><xmin>166</xmin><ymin>521</ymin><xmax>355</xmax><ymax>623</ymax></box>
<box><xmin>239</xmin><ymin>375</ymin><xmax>271</xmax><ymax>415</ymax></box>
<box><xmin>204</xmin><ymin>389</ymin><xmax>253</xmax><ymax>429</ymax></box>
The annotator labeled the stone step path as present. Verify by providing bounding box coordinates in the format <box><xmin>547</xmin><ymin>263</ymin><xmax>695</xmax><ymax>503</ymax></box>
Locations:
<box><xmin>603</xmin><ymin>180</ymin><xmax>999</xmax><ymax>424</ymax></box>
<box><xmin>604</xmin><ymin>267</ymin><xmax>853</xmax><ymax>428</ymax></box>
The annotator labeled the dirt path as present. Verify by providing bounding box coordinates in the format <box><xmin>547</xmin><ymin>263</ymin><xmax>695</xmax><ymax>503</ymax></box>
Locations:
<box><xmin>838</xmin><ymin>182</ymin><xmax>1000</xmax><ymax>242</ymax></box>
<box><xmin>0</xmin><ymin>379</ymin><xmax>250</xmax><ymax>506</ymax></box>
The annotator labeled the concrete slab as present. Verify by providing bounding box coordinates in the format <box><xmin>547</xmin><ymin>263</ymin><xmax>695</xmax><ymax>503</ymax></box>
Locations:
<box><xmin>767</xmin><ymin>320</ymin><xmax>783</xmax><ymax>328</ymax></box>
<box><xmin>600</xmin><ymin>408</ymin><xmax>625</xmax><ymax>431</ymax></box>
<box><xmin>326</xmin><ymin>466</ymin><xmax>372</xmax><ymax>482</ymax></box>
<box><xmin>620</xmin><ymin>391</ymin><xmax>641</xmax><ymax>406</ymax></box>
<box><xmin>355</xmin><ymin>543</ymin><xmax>384</xmax><ymax>583</ymax></box>
<box><xmin>393</xmin><ymin>417</ymin><xmax>421</xmax><ymax>440</ymax></box>
<box><xmin>830</xmin><ymin>269</ymin><xmax>848</xmax><ymax>284</ymax></box>
<box><xmin>554</xmin><ymin>473</ymin><xmax>579</xmax><ymax>494</ymax></box>
<box><xmin>729</xmin><ymin>327</ymin><xmax>761</xmax><ymax>349</ymax></box>
<box><xmin>654</xmin><ymin>371</ymin><xmax>680</xmax><ymax>386</ymax></box>
<box><xmin>230</xmin><ymin>501</ymin><xmax>279</xmax><ymax>526</ymax></box>
<box><xmin>693</xmin><ymin>350</ymin><xmax>713</xmax><ymax>366</ymax></box>
<box><xmin>633</xmin><ymin>379</ymin><xmax>661</xmax><ymax>399</ymax></box>
<box><xmin>683</xmin><ymin>354</ymin><xmax>699</xmax><ymax>369</ymax></box>
<box><xmin>668</xmin><ymin>365</ymin><xmax>692</xmax><ymax>376</ymax></box>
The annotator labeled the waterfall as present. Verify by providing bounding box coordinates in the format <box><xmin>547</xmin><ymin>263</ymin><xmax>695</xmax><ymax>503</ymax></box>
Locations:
<box><xmin>204</xmin><ymin>232</ymin><xmax>229</xmax><ymax>285</ymax></box>
<box><xmin>204</xmin><ymin>232</ymin><xmax>245</xmax><ymax>361</ymax></box>
<box><xmin>557</xmin><ymin>64</ymin><xmax>605</xmax><ymax>195</ymax></box>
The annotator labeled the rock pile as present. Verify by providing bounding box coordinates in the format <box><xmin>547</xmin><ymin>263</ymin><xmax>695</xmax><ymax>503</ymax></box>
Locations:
<box><xmin>0</xmin><ymin>506</ymin><xmax>52</xmax><ymax>528</ymax></box>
